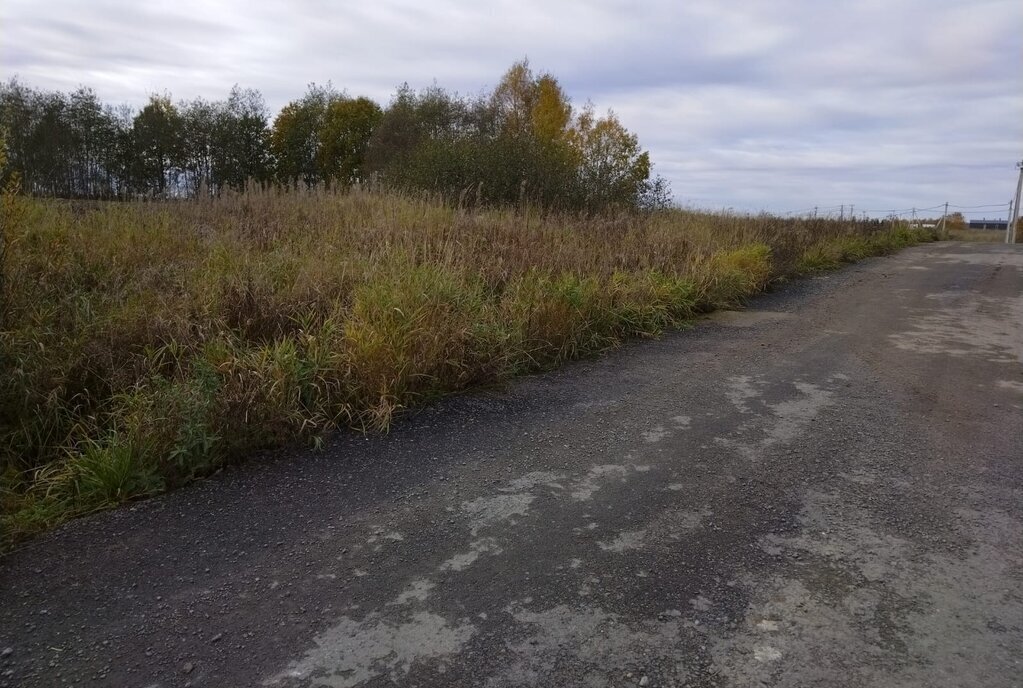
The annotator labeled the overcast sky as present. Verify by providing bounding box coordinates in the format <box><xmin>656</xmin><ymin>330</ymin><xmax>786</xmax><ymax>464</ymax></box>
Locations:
<box><xmin>2</xmin><ymin>0</ymin><xmax>1021</xmax><ymax>216</ymax></box>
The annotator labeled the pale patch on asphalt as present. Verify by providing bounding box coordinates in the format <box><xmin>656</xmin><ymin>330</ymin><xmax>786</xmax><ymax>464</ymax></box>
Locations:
<box><xmin>636</xmin><ymin>503</ymin><xmax>710</xmax><ymax>545</ymax></box>
<box><xmin>597</xmin><ymin>529</ymin><xmax>647</xmax><ymax>552</ymax></box>
<box><xmin>996</xmin><ymin>380</ymin><xmax>1023</xmax><ymax>394</ymax></box>
<box><xmin>725</xmin><ymin>375</ymin><xmax>763</xmax><ymax>413</ymax></box>
<box><xmin>462</xmin><ymin>494</ymin><xmax>535</xmax><ymax>535</ymax></box>
<box><xmin>759</xmin><ymin>538</ymin><xmax>784</xmax><ymax>557</ymax></box>
<box><xmin>642</xmin><ymin>426</ymin><xmax>669</xmax><ymax>443</ymax></box>
<box><xmin>889</xmin><ymin>293</ymin><xmax>1023</xmax><ymax>364</ymax></box>
<box><xmin>689</xmin><ymin>595</ymin><xmax>713</xmax><ymax>612</ymax></box>
<box><xmin>665</xmin><ymin>483</ymin><xmax>686</xmax><ymax>491</ymax></box>
<box><xmin>500</xmin><ymin>471</ymin><xmax>565</xmax><ymax>492</ymax></box>
<box><xmin>671</xmin><ymin>510</ymin><xmax>706</xmax><ymax>531</ymax></box>
<box><xmin>462</xmin><ymin>470</ymin><xmax>566</xmax><ymax>536</ymax></box>
<box><xmin>655</xmin><ymin>505</ymin><xmax>710</xmax><ymax>537</ymax></box>
<box><xmin>710</xmin><ymin>490</ymin><xmax>1023</xmax><ymax>687</ymax></box>
<box><xmin>487</xmin><ymin>604</ymin><xmax>690</xmax><ymax>688</ymax></box>
<box><xmin>577</xmin><ymin>577</ymin><xmax>599</xmax><ymax>596</ymax></box>
<box><xmin>391</xmin><ymin>578</ymin><xmax>436</xmax><ymax>605</ymax></box>
<box><xmin>931</xmin><ymin>249</ymin><xmax>1023</xmax><ymax>268</ymax></box>
<box><xmin>570</xmin><ymin>464</ymin><xmax>630</xmax><ymax>501</ymax></box>
<box><xmin>439</xmin><ymin>538</ymin><xmax>503</xmax><ymax>572</ymax></box>
<box><xmin>449</xmin><ymin>463</ymin><xmax>638</xmax><ymax>572</ymax></box>
<box><xmin>366</xmin><ymin>530</ymin><xmax>404</xmax><ymax>544</ymax></box>
<box><xmin>764</xmin><ymin>382</ymin><xmax>833</xmax><ymax>446</ymax></box>
<box><xmin>268</xmin><ymin>612</ymin><xmax>475</xmax><ymax>688</ymax></box>
<box><xmin>719</xmin><ymin>380</ymin><xmax>834</xmax><ymax>461</ymax></box>
<box><xmin>640</xmin><ymin>419</ymin><xmax>688</xmax><ymax>446</ymax></box>
<box><xmin>455</xmin><ymin>464</ymin><xmax>636</xmax><ymax>560</ymax></box>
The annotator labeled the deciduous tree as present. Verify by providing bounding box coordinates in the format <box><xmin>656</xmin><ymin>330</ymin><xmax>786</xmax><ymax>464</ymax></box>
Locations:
<box><xmin>571</xmin><ymin>106</ymin><xmax>651</xmax><ymax>210</ymax></box>
<box><xmin>318</xmin><ymin>97</ymin><xmax>382</xmax><ymax>185</ymax></box>
<box><xmin>270</xmin><ymin>84</ymin><xmax>338</xmax><ymax>187</ymax></box>
<box><xmin>131</xmin><ymin>95</ymin><xmax>183</xmax><ymax>195</ymax></box>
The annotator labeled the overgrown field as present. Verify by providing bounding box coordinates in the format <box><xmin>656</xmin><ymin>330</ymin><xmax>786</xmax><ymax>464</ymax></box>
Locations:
<box><xmin>0</xmin><ymin>188</ymin><xmax>940</xmax><ymax>546</ymax></box>
<box><xmin>947</xmin><ymin>227</ymin><xmax>1010</xmax><ymax>243</ymax></box>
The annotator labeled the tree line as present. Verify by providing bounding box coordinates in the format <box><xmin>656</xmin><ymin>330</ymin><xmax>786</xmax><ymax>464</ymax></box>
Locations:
<box><xmin>0</xmin><ymin>61</ymin><xmax>670</xmax><ymax>211</ymax></box>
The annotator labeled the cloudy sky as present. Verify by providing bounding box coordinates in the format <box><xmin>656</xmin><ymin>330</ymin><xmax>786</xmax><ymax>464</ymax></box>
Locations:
<box><xmin>2</xmin><ymin>0</ymin><xmax>1020</xmax><ymax>216</ymax></box>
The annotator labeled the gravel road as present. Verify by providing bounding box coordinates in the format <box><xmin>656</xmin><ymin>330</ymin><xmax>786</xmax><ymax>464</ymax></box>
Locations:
<box><xmin>1</xmin><ymin>242</ymin><xmax>1021</xmax><ymax>688</ymax></box>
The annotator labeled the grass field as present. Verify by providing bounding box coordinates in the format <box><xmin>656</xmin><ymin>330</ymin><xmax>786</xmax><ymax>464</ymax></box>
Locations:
<box><xmin>0</xmin><ymin>187</ymin><xmax>941</xmax><ymax>547</ymax></box>
<box><xmin>947</xmin><ymin>227</ymin><xmax>1010</xmax><ymax>243</ymax></box>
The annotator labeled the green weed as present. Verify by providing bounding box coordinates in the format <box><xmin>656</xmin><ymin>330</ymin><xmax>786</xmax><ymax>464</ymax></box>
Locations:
<box><xmin>0</xmin><ymin>189</ymin><xmax>939</xmax><ymax>547</ymax></box>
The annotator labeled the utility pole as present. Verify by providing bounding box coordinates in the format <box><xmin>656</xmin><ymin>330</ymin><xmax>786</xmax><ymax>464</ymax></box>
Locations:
<box><xmin>813</xmin><ymin>206</ymin><xmax>817</xmax><ymax>218</ymax></box>
<box><xmin>840</xmin><ymin>204</ymin><xmax>844</xmax><ymax>220</ymax></box>
<box><xmin>940</xmin><ymin>202</ymin><xmax>948</xmax><ymax>234</ymax></box>
<box><xmin>1008</xmin><ymin>160</ymin><xmax>1023</xmax><ymax>244</ymax></box>
<box><xmin>849</xmin><ymin>204</ymin><xmax>854</xmax><ymax>219</ymax></box>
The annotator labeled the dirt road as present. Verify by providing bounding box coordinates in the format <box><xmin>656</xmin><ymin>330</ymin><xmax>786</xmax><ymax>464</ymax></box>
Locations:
<box><xmin>2</xmin><ymin>242</ymin><xmax>1021</xmax><ymax>688</ymax></box>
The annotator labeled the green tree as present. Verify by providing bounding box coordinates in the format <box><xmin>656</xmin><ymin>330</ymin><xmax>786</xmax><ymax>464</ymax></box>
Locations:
<box><xmin>318</xmin><ymin>96</ymin><xmax>382</xmax><ymax>185</ymax></box>
<box><xmin>0</xmin><ymin>80</ymin><xmax>34</xmax><ymax>191</ymax></box>
<box><xmin>364</xmin><ymin>84</ymin><xmax>475</xmax><ymax>189</ymax></box>
<box><xmin>180</xmin><ymin>97</ymin><xmax>218</xmax><ymax>194</ymax></box>
<box><xmin>131</xmin><ymin>95</ymin><xmax>183</xmax><ymax>195</ymax></box>
<box><xmin>106</xmin><ymin>103</ymin><xmax>137</xmax><ymax>197</ymax></box>
<box><xmin>491</xmin><ymin>60</ymin><xmax>574</xmax><ymax>146</ymax></box>
<box><xmin>486</xmin><ymin>61</ymin><xmax>581</xmax><ymax>207</ymax></box>
<box><xmin>216</xmin><ymin>86</ymin><xmax>270</xmax><ymax>190</ymax></box>
<box><xmin>531</xmin><ymin>75</ymin><xmax>573</xmax><ymax>146</ymax></box>
<box><xmin>0</xmin><ymin>67</ymin><xmax>667</xmax><ymax>209</ymax></box>
<box><xmin>491</xmin><ymin>60</ymin><xmax>537</xmax><ymax>139</ymax></box>
<box><xmin>269</xmin><ymin>84</ymin><xmax>338</xmax><ymax>187</ymax></box>
<box><xmin>25</xmin><ymin>90</ymin><xmax>75</xmax><ymax>196</ymax></box>
<box><xmin>571</xmin><ymin>106</ymin><xmax>651</xmax><ymax>210</ymax></box>
<box><xmin>64</xmin><ymin>87</ymin><xmax>119</xmax><ymax>197</ymax></box>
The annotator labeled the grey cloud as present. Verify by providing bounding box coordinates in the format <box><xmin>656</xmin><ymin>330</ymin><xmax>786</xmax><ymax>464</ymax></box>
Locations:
<box><xmin>1</xmin><ymin>0</ymin><xmax>1020</xmax><ymax>213</ymax></box>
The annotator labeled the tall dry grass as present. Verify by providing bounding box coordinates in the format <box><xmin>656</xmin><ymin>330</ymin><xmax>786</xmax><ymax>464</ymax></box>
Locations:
<box><xmin>947</xmin><ymin>227</ymin><xmax>1009</xmax><ymax>243</ymax></box>
<box><xmin>0</xmin><ymin>186</ymin><xmax>939</xmax><ymax>546</ymax></box>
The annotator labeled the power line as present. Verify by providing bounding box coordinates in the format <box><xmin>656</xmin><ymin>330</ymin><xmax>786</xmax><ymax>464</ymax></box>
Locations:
<box><xmin>740</xmin><ymin>201</ymin><xmax>1011</xmax><ymax>220</ymax></box>
<box><xmin>948</xmin><ymin>202</ymin><xmax>1009</xmax><ymax>209</ymax></box>
<box><xmin>858</xmin><ymin>204</ymin><xmax>945</xmax><ymax>214</ymax></box>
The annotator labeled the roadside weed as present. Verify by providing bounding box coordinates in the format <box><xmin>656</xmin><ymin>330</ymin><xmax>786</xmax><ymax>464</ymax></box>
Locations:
<box><xmin>0</xmin><ymin>188</ymin><xmax>940</xmax><ymax>546</ymax></box>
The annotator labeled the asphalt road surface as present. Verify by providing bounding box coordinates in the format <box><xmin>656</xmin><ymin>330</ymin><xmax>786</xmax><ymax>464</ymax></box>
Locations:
<box><xmin>2</xmin><ymin>242</ymin><xmax>1021</xmax><ymax>688</ymax></box>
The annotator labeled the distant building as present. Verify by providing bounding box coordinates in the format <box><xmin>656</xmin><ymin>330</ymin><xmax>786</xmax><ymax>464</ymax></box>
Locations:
<box><xmin>968</xmin><ymin>219</ymin><xmax>1008</xmax><ymax>230</ymax></box>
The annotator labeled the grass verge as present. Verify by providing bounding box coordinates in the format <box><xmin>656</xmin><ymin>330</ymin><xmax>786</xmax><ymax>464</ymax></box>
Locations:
<box><xmin>0</xmin><ymin>188</ymin><xmax>940</xmax><ymax>548</ymax></box>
